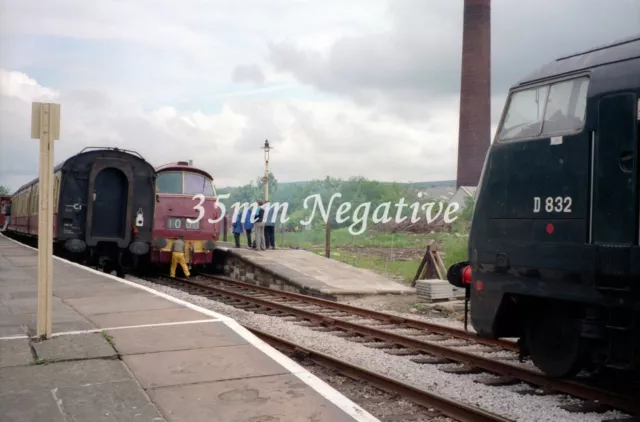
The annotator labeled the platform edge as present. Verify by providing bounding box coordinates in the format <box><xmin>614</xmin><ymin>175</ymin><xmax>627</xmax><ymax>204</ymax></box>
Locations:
<box><xmin>224</xmin><ymin>318</ymin><xmax>381</xmax><ymax>422</ymax></box>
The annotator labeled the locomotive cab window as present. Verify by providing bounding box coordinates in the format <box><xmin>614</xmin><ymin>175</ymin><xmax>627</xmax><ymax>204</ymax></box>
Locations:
<box><xmin>156</xmin><ymin>171</ymin><xmax>216</xmax><ymax>197</ymax></box>
<box><xmin>541</xmin><ymin>77</ymin><xmax>589</xmax><ymax>135</ymax></box>
<box><xmin>498</xmin><ymin>85</ymin><xmax>549</xmax><ymax>141</ymax></box>
<box><xmin>184</xmin><ymin>172</ymin><xmax>215</xmax><ymax>197</ymax></box>
<box><xmin>156</xmin><ymin>172</ymin><xmax>183</xmax><ymax>194</ymax></box>
<box><xmin>497</xmin><ymin>76</ymin><xmax>589</xmax><ymax>142</ymax></box>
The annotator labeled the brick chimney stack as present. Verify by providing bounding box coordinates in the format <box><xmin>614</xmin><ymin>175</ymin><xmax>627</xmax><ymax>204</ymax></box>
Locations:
<box><xmin>456</xmin><ymin>0</ymin><xmax>491</xmax><ymax>189</ymax></box>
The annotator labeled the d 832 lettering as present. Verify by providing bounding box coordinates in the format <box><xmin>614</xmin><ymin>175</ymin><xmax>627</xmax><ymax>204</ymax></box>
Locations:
<box><xmin>533</xmin><ymin>196</ymin><xmax>572</xmax><ymax>213</ymax></box>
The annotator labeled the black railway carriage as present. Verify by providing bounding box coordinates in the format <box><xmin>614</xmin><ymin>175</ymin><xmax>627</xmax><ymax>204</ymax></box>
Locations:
<box><xmin>7</xmin><ymin>147</ymin><xmax>157</xmax><ymax>277</ymax></box>
<box><xmin>448</xmin><ymin>35</ymin><xmax>640</xmax><ymax>378</ymax></box>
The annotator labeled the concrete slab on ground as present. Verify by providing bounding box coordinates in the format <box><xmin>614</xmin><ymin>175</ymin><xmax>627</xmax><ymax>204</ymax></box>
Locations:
<box><xmin>124</xmin><ymin>343</ymin><xmax>290</xmax><ymax>389</ymax></box>
<box><xmin>224</xmin><ymin>247</ymin><xmax>415</xmax><ymax>297</ymax></box>
<box><xmin>53</xmin><ymin>284</ymin><xmax>143</xmax><ymax>300</ymax></box>
<box><xmin>0</xmin><ymin>293</ymin><xmax>95</xmax><ymax>336</ymax></box>
<box><xmin>63</xmin><ymin>292</ymin><xmax>183</xmax><ymax>316</ymax></box>
<box><xmin>0</xmin><ymin>338</ymin><xmax>33</xmax><ymax>368</ymax></box>
<box><xmin>150</xmin><ymin>373</ymin><xmax>360</xmax><ymax>422</ymax></box>
<box><xmin>106</xmin><ymin>320</ymin><xmax>241</xmax><ymax>355</ymax></box>
<box><xmin>0</xmin><ymin>359</ymin><xmax>165</xmax><ymax>422</ymax></box>
<box><xmin>0</xmin><ymin>358</ymin><xmax>130</xmax><ymax>395</ymax></box>
<box><xmin>32</xmin><ymin>333</ymin><xmax>117</xmax><ymax>362</ymax></box>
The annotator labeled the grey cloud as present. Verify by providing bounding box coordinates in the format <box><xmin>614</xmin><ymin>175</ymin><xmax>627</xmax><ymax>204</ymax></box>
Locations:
<box><xmin>267</xmin><ymin>0</ymin><xmax>639</xmax><ymax>122</ymax></box>
<box><xmin>1</xmin><ymin>63</ymin><xmax>464</xmax><ymax>193</ymax></box>
<box><xmin>0</xmin><ymin>96</ymin><xmax>43</xmax><ymax>189</ymax></box>
<box><xmin>60</xmin><ymin>89</ymin><xmax>112</xmax><ymax>110</ymax></box>
<box><xmin>227</xmin><ymin>100</ymin><xmax>281</xmax><ymax>152</ymax></box>
<box><xmin>232</xmin><ymin>64</ymin><xmax>266</xmax><ymax>84</ymax></box>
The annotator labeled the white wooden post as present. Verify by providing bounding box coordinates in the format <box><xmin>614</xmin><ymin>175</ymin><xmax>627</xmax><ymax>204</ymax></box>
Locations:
<box><xmin>31</xmin><ymin>102</ymin><xmax>60</xmax><ymax>339</ymax></box>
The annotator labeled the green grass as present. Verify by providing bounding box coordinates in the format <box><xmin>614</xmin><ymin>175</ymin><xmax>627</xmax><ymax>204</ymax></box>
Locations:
<box><xmin>274</xmin><ymin>227</ymin><xmax>451</xmax><ymax>249</ymax></box>
<box><xmin>101</xmin><ymin>330</ymin><xmax>114</xmax><ymax>346</ymax></box>
<box><xmin>329</xmin><ymin>249</ymin><xmax>422</xmax><ymax>282</ymax></box>
<box><xmin>269</xmin><ymin>227</ymin><xmax>469</xmax><ymax>283</ymax></box>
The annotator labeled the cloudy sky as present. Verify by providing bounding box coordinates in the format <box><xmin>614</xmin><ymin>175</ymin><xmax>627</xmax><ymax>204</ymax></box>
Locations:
<box><xmin>1</xmin><ymin>0</ymin><xmax>638</xmax><ymax>192</ymax></box>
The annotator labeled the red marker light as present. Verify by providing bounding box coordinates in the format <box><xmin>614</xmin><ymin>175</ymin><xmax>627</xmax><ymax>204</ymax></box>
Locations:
<box><xmin>461</xmin><ymin>266</ymin><xmax>472</xmax><ymax>285</ymax></box>
<box><xmin>475</xmin><ymin>280</ymin><xmax>484</xmax><ymax>291</ymax></box>
<box><xmin>546</xmin><ymin>223</ymin><xmax>554</xmax><ymax>234</ymax></box>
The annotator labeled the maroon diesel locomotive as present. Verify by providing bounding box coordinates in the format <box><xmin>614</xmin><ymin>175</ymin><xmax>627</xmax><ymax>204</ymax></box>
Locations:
<box><xmin>150</xmin><ymin>161</ymin><xmax>223</xmax><ymax>270</ymax></box>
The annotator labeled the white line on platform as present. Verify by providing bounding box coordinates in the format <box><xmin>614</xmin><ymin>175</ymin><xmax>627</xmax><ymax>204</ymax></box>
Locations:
<box><xmin>0</xmin><ymin>233</ymin><xmax>380</xmax><ymax>422</ymax></box>
<box><xmin>47</xmin><ymin>319</ymin><xmax>222</xmax><ymax>338</ymax></box>
<box><xmin>0</xmin><ymin>335</ymin><xmax>29</xmax><ymax>340</ymax></box>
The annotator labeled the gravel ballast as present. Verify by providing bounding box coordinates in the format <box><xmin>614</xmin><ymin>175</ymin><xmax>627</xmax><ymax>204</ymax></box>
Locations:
<box><xmin>286</xmin><ymin>354</ymin><xmax>455</xmax><ymax>422</ymax></box>
<box><xmin>126</xmin><ymin>275</ymin><xmax>631</xmax><ymax>422</ymax></box>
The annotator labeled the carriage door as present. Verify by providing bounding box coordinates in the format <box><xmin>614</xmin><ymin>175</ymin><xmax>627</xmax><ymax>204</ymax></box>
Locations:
<box><xmin>90</xmin><ymin>167</ymin><xmax>128</xmax><ymax>239</ymax></box>
<box><xmin>591</xmin><ymin>93</ymin><xmax>638</xmax><ymax>280</ymax></box>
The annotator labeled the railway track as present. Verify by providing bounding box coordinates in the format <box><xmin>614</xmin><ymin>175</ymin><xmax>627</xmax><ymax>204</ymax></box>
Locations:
<box><xmin>247</xmin><ymin>326</ymin><xmax>513</xmax><ymax>422</ymax></box>
<box><xmin>203</xmin><ymin>273</ymin><xmax>519</xmax><ymax>351</ymax></box>
<box><xmin>143</xmin><ymin>273</ymin><xmax>639</xmax><ymax>420</ymax></box>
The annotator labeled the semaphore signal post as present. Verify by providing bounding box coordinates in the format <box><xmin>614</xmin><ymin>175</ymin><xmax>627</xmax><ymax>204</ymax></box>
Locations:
<box><xmin>31</xmin><ymin>102</ymin><xmax>61</xmax><ymax>339</ymax></box>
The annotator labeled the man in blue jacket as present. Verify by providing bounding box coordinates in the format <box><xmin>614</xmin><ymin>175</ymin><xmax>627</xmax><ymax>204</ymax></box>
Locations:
<box><xmin>243</xmin><ymin>206</ymin><xmax>254</xmax><ymax>247</ymax></box>
<box><xmin>232</xmin><ymin>211</ymin><xmax>243</xmax><ymax>248</ymax></box>
<box><xmin>264</xmin><ymin>202</ymin><xmax>276</xmax><ymax>249</ymax></box>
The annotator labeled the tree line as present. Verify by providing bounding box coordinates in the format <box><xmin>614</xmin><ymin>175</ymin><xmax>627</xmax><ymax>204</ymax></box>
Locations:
<box><xmin>216</xmin><ymin>174</ymin><xmax>459</xmax><ymax>230</ymax></box>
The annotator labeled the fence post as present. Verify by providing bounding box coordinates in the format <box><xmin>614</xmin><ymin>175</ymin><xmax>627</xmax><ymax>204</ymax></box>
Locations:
<box><xmin>325</xmin><ymin>220</ymin><xmax>331</xmax><ymax>258</ymax></box>
<box><xmin>223</xmin><ymin>215</ymin><xmax>228</xmax><ymax>242</ymax></box>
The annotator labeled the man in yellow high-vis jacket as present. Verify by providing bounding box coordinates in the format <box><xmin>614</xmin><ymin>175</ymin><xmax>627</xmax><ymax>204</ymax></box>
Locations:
<box><xmin>170</xmin><ymin>234</ymin><xmax>190</xmax><ymax>278</ymax></box>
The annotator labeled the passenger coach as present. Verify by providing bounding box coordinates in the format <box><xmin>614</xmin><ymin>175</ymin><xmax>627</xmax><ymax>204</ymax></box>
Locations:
<box><xmin>150</xmin><ymin>161</ymin><xmax>223</xmax><ymax>271</ymax></box>
<box><xmin>6</xmin><ymin>147</ymin><xmax>157</xmax><ymax>277</ymax></box>
<box><xmin>448</xmin><ymin>35</ymin><xmax>640</xmax><ymax>378</ymax></box>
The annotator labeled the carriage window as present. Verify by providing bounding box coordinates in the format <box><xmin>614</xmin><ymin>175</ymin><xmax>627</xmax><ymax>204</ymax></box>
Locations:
<box><xmin>497</xmin><ymin>85</ymin><xmax>549</xmax><ymax>141</ymax></box>
<box><xmin>541</xmin><ymin>77</ymin><xmax>589</xmax><ymax>135</ymax></box>
<box><xmin>184</xmin><ymin>172</ymin><xmax>214</xmax><ymax>197</ymax></box>
<box><xmin>157</xmin><ymin>172</ymin><xmax>183</xmax><ymax>194</ymax></box>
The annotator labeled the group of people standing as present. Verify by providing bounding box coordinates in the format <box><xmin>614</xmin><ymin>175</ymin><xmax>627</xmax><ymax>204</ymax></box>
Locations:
<box><xmin>231</xmin><ymin>200</ymin><xmax>277</xmax><ymax>250</ymax></box>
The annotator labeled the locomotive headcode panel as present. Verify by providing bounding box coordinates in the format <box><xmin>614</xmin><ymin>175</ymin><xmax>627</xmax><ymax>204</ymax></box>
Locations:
<box><xmin>448</xmin><ymin>35</ymin><xmax>640</xmax><ymax>378</ymax></box>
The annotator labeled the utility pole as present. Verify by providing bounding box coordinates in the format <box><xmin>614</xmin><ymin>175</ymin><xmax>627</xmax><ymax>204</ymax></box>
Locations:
<box><xmin>31</xmin><ymin>102</ymin><xmax>60</xmax><ymax>340</ymax></box>
<box><xmin>261</xmin><ymin>139</ymin><xmax>272</xmax><ymax>201</ymax></box>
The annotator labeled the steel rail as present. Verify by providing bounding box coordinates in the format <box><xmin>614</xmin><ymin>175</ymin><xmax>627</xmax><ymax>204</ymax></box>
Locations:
<box><xmin>151</xmin><ymin>275</ymin><xmax>639</xmax><ymax>416</ymax></box>
<box><xmin>246</xmin><ymin>326</ymin><xmax>514</xmax><ymax>422</ymax></box>
<box><xmin>198</xmin><ymin>273</ymin><xmax>518</xmax><ymax>351</ymax></box>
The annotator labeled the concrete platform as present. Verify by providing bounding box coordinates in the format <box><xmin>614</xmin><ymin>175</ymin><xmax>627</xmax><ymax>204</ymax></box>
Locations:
<box><xmin>0</xmin><ymin>234</ymin><xmax>379</xmax><ymax>422</ymax></box>
<box><xmin>217</xmin><ymin>244</ymin><xmax>415</xmax><ymax>300</ymax></box>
